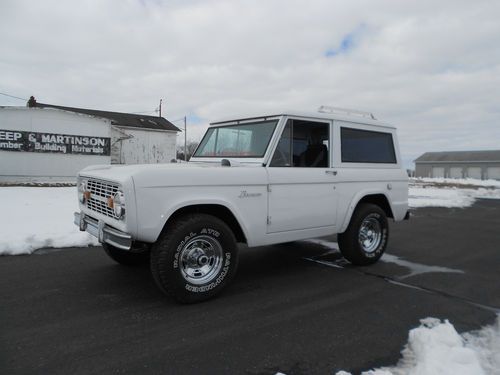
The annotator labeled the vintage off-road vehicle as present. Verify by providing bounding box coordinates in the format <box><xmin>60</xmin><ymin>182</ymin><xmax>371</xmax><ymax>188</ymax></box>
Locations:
<box><xmin>75</xmin><ymin>106</ymin><xmax>409</xmax><ymax>303</ymax></box>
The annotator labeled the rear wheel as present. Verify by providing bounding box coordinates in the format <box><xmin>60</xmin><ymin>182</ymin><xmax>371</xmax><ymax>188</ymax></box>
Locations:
<box><xmin>338</xmin><ymin>203</ymin><xmax>389</xmax><ymax>265</ymax></box>
<box><xmin>150</xmin><ymin>214</ymin><xmax>239</xmax><ymax>304</ymax></box>
<box><xmin>102</xmin><ymin>243</ymin><xmax>150</xmax><ymax>266</ymax></box>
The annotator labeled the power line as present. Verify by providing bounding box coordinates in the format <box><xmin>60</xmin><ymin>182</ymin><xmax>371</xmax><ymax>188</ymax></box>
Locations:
<box><xmin>0</xmin><ymin>92</ymin><xmax>27</xmax><ymax>101</ymax></box>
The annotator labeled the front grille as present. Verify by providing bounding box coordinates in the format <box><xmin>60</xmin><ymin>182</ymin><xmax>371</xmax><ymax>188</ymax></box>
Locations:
<box><xmin>85</xmin><ymin>179</ymin><xmax>121</xmax><ymax>218</ymax></box>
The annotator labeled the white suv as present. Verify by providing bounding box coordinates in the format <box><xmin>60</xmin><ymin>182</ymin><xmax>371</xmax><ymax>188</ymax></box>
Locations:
<box><xmin>75</xmin><ymin>107</ymin><xmax>409</xmax><ymax>303</ymax></box>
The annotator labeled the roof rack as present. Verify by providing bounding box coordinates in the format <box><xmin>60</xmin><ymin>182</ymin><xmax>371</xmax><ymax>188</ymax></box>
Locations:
<box><xmin>317</xmin><ymin>105</ymin><xmax>376</xmax><ymax>120</ymax></box>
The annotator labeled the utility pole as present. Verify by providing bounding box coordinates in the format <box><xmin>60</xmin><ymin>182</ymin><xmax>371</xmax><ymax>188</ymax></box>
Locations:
<box><xmin>184</xmin><ymin>116</ymin><xmax>187</xmax><ymax>161</ymax></box>
<box><xmin>159</xmin><ymin>99</ymin><xmax>163</xmax><ymax>117</ymax></box>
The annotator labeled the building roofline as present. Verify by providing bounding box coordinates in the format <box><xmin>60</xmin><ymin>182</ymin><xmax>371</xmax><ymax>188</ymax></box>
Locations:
<box><xmin>34</xmin><ymin>102</ymin><xmax>181</xmax><ymax>132</ymax></box>
<box><xmin>414</xmin><ymin>150</ymin><xmax>500</xmax><ymax>163</ymax></box>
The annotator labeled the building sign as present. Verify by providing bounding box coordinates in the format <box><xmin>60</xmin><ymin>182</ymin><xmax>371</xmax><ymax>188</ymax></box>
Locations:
<box><xmin>0</xmin><ymin>129</ymin><xmax>110</xmax><ymax>156</ymax></box>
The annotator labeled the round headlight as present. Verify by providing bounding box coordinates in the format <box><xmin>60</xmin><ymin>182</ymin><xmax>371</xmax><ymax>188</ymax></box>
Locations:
<box><xmin>113</xmin><ymin>191</ymin><xmax>125</xmax><ymax>218</ymax></box>
<box><xmin>78</xmin><ymin>180</ymin><xmax>87</xmax><ymax>203</ymax></box>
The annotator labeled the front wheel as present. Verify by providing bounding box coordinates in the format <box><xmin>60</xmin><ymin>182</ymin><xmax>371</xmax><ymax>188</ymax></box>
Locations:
<box><xmin>150</xmin><ymin>214</ymin><xmax>239</xmax><ymax>303</ymax></box>
<box><xmin>338</xmin><ymin>203</ymin><xmax>389</xmax><ymax>265</ymax></box>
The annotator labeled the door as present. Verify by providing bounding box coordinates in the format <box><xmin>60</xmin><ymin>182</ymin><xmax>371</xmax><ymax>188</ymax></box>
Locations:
<box><xmin>467</xmin><ymin>167</ymin><xmax>482</xmax><ymax>179</ymax></box>
<box><xmin>432</xmin><ymin>167</ymin><xmax>445</xmax><ymax>178</ymax></box>
<box><xmin>449</xmin><ymin>167</ymin><xmax>463</xmax><ymax>179</ymax></box>
<box><xmin>266</xmin><ymin>118</ymin><xmax>337</xmax><ymax>233</ymax></box>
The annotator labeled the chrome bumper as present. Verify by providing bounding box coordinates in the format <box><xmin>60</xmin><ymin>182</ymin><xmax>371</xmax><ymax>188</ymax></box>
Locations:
<box><xmin>74</xmin><ymin>212</ymin><xmax>132</xmax><ymax>250</ymax></box>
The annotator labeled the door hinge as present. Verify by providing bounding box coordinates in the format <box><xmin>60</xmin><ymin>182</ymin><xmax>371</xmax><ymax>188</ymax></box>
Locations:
<box><xmin>267</xmin><ymin>185</ymin><xmax>272</xmax><ymax>192</ymax></box>
<box><xmin>267</xmin><ymin>216</ymin><xmax>272</xmax><ymax>225</ymax></box>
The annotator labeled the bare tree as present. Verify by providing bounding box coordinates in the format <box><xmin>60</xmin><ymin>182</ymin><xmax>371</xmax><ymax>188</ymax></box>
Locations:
<box><xmin>176</xmin><ymin>141</ymin><xmax>199</xmax><ymax>161</ymax></box>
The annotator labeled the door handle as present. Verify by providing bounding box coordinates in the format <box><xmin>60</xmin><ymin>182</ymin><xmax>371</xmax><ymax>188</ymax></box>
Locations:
<box><xmin>325</xmin><ymin>170</ymin><xmax>338</xmax><ymax>176</ymax></box>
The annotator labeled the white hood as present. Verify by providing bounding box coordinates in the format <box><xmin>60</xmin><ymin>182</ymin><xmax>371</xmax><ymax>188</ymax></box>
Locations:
<box><xmin>79</xmin><ymin>161</ymin><xmax>265</xmax><ymax>187</ymax></box>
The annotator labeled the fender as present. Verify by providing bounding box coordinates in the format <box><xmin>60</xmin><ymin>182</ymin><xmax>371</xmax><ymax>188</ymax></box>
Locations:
<box><xmin>155</xmin><ymin>198</ymin><xmax>251</xmax><ymax>244</ymax></box>
<box><xmin>339</xmin><ymin>190</ymin><xmax>393</xmax><ymax>233</ymax></box>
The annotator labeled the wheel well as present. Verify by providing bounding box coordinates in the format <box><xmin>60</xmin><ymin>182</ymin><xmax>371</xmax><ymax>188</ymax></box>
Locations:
<box><xmin>165</xmin><ymin>204</ymin><xmax>247</xmax><ymax>244</ymax></box>
<box><xmin>357</xmin><ymin>194</ymin><xmax>394</xmax><ymax>218</ymax></box>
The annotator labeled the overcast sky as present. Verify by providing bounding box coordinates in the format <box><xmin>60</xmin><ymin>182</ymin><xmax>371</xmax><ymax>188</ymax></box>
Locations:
<box><xmin>1</xmin><ymin>0</ymin><xmax>499</xmax><ymax>167</ymax></box>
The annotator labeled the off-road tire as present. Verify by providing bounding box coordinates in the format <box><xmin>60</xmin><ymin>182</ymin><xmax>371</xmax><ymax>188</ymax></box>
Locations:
<box><xmin>338</xmin><ymin>203</ymin><xmax>389</xmax><ymax>265</ymax></box>
<box><xmin>102</xmin><ymin>243</ymin><xmax>150</xmax><ymax>266</ymax></box>
<box><xmin>150</xmin><ymin>213</ymin><xmax>239</xmax><ymax>304</ymax></box>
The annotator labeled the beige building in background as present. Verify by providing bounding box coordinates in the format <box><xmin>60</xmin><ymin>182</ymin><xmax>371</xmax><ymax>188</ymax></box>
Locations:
<box><xmin>415</xmin><ymin>150</ymin><xmax>500</xmax><ymax>180</ymax></box>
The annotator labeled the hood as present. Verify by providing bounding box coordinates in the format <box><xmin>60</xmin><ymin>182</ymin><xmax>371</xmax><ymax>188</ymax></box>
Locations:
<box><xmin>78</xmin><ymin>161</ymin><xmax>263</xmax><ymax>186</ymax></box>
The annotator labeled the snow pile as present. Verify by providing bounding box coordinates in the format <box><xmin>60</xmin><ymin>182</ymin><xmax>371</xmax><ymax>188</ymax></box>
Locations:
<box><xmin>408</xmin><ymin>178</ymin><xmax>500</xmax><ymax>208</ymax></box>
<box><xmin>408</xmin><ymin>186</ymin><xmax>476</xmax><ymax>208</ymax></box>
<box><xmin>0</xmin><ymin>187</ymin><xmax>98</xmax><ymax>255</ymax></box>
<box><xmin>336</xmin><ymin>315</ymin><xmax>500</xmax><ymax>375</ymax></box>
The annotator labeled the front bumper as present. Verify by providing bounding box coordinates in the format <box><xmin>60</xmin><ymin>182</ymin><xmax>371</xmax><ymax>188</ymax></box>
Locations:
<box><xmin>74</xmin><ymin>212</ymin><xmax>132</xmax><ymax>250</ymax></box>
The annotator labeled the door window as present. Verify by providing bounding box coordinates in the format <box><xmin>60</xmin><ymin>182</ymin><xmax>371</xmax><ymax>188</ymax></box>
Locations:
<box><xmin>270</xmin><ymin>119</ymin><xmax>330</xmax><ymax>167</ymax></box>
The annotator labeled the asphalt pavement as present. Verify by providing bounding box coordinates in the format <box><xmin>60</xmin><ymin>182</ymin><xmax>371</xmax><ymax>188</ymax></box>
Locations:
<box><xmin>1</xmin><ymin>199</ymin><xmax>499</xmax><ymax>375</ymax></box>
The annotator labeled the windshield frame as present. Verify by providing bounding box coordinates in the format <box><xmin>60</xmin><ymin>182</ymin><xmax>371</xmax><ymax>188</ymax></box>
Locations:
<box><xmin>192</xmin><ymin>118</ymin><xmax>280</xmax><ymax>159</ymax></box>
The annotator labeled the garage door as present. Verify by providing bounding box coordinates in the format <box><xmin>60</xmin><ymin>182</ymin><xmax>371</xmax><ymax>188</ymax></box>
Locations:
<box><xmin>467</xmin><ymin>167</ymin><xmax>482</xmax><ymax>179</ymax></box>
<box><xmin>487</xmin><ymin>167</ymin><xmax>500</xmax><ymax>180</ymax></box>
<box><xmin>449</xmin><ymin>167</ymin><xmax>463</xmax><ymax>179</ymax></box>
<box><xmin>432</xmin><ymin>167</ymin><xmax>445</xmax><ymax>178</ymax></box>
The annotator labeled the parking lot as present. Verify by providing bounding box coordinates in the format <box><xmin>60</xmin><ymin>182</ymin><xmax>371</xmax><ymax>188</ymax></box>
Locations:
<box><xmin>1</xmin><ymin>199</ymin><xmax>499</xmax><ymax>375</ymax></box>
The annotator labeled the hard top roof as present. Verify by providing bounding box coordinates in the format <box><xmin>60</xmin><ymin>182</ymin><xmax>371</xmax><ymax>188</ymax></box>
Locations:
<box><xmin>210</xmin><ymin>110</ymin><xmax>396</xmax><ymax>130</ymax></box>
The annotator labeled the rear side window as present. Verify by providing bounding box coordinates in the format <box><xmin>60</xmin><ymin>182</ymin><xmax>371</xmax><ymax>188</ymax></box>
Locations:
<box><xmin>341</xmin><ymin>127</ymin><xmax>396</xmax><ymax>164</ymax></box>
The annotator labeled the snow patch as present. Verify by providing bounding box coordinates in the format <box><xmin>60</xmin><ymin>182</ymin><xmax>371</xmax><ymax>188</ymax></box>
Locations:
<box><xmin>409</xmin><ymin>178</ymin><xmax>500</xmax><ymax>208</ymax></box>
<box><xmin>0</xmin><ymin>187</ymin><xmax>98</xmax><ymax>255</ymax></box>
<box><xmin>408</xmin><ymin>186</ymin><xmax>477</xmax><ymax>208</ymax></box>
<box><xmin>335</xmin><ymin>315</ymin><xmax>500</xmax><ymax>375</ymax></box>
<box><xmin>381</xmin><ymin>253</ymin><xmax>463</xmax><ymax>279</ymax></box>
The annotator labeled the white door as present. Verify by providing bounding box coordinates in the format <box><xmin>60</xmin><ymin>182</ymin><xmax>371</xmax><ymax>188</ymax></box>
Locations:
<box><xmin>467</xmin><ymin>167</ymin><xmax>482</xmax><ymax>179</ymax></box>
<box><xmin>449</xmin><ymin>167</ymin><xmax>463</xmax><ymax>179</ymax></box>
<box><xmin>487</xmin><ymin>167</ymin><xmax>500</xmax><ymax>180</ymax></box>
<box><xmin>432</xmin><ymin>167</ymin><xmax>445</xmax><ymax>178</ymax></box>
<box><xmin>266</xmin><ymin>118</ymin><xmax>337</xmax><ymax>233</ymax></box>
<box><xmin>267</xmin><ymin>168</ymin><xmax>337</xmax><ymax>232</ymax></box>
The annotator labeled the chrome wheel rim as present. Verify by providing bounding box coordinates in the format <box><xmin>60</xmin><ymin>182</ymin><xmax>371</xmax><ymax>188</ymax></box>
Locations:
<box><xmin>179</xmin><ymin>235</ymin><xmax>223</xmax><ymax>285</ymax></box>
<box><xmin>358</xmin><ymin>215</ymin><xmax>382</xmax><ymax>253</ymax></box>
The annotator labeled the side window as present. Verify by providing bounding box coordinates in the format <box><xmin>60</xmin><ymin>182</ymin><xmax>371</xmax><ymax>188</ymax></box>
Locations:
<box><xmin>341</xmin><ymin>127</ymin><xmax>396</xmax><ymax>163</ymax></box>
<box><xmin>270</xmin><ymin>119</ymin><xmax>330</xmax><ymax>167</ymax></box>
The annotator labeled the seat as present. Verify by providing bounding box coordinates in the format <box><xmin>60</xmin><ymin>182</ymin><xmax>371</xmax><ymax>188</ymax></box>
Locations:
<box><xmin>299</xmin><ymin>144</ymin><xmax>328</xmax><ymax>167</ymax></box>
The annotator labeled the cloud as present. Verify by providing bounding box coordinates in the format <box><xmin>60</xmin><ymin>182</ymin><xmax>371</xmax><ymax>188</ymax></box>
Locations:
<box><xmin>1</xmin><ymin>0</ymin><xmax>499</xmax><ymax>168</ymax></box>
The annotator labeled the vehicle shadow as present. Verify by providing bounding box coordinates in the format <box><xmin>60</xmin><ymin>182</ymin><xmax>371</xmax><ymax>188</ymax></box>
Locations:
<box><xmin>81</xmin><ymin>239</ymin><xmax>344</xmax><ymax>306</ymax></box>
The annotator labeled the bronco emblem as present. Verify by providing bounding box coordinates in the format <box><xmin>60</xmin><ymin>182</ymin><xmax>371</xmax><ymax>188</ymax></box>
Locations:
<box><xmin>238</xmin><ymin>190</ymin><xmax>262</xmax><ymax>198</ymax></box>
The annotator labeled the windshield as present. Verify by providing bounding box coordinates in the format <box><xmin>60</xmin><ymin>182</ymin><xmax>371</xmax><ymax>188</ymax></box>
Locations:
<box><xmin>193</xmin><ymin>120</ymin><xmax>278</xmax><ymax>158</ymax></box>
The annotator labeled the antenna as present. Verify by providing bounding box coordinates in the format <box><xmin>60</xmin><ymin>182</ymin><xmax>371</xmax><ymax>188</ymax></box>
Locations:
<box><xmin>318</xmin><ymin>105</ymin><xmax>376</xmax><ymax>120</ymax></box>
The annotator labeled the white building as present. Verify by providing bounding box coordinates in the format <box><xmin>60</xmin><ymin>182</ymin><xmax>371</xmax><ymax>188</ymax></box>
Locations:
<box><xmin>0</xmin><ymin>100</ymin><xmax>180</xmax><ymax>183</ymax></box>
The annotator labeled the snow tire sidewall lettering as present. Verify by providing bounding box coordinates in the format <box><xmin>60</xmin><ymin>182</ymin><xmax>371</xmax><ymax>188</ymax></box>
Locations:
<box><xmin>151</xmin><ymin>214</ymin><xmax>239</xmax><ymax>303</ymax></box>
